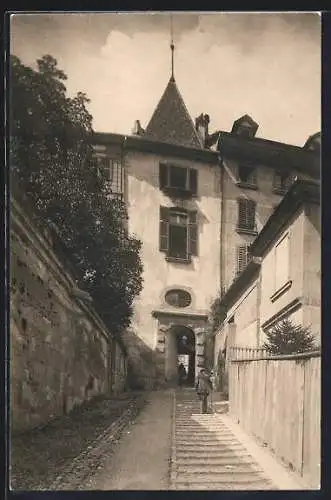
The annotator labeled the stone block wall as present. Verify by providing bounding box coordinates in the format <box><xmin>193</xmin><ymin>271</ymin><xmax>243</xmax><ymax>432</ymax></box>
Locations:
<box><xmin>10</xmin><ymin>199</ymin><xmax>127</xmax><ymax>433</ymax></box>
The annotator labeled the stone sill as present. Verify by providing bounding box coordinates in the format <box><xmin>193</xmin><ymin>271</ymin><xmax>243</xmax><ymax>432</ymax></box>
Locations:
<box><xmin>236</xmin><ymin>227</ymin><xmax>258</xmax><ymax>236</ymax></box>
<box><xmin>270</xmin><ymin>280</ymin><xmax>292</xmax><ymax>302</ymax></box>
<box><xmin>236</xmin><ymin>181</ymin><xmax>258</xmax><ymax>191</ymax></box>
<box><xmin>166</xmin><ymin>256</ymin><xmax>191</xmax><ymax>264</ymax></box>
<box><xmin>161</xmin><ymin>187</ymin><xmax>196</xmax><ymax>199</ymax></box>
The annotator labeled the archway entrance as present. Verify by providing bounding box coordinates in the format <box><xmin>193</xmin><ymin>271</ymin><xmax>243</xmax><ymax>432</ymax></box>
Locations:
<box><xmin>165</xmin><ymin>325</ymin><xmax>196</xmax><ymax>387</ymax></box>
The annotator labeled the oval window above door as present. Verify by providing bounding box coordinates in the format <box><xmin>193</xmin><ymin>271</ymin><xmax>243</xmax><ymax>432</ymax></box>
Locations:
<box><xmin>165</xmin><ymin>289</ymin><xmax>192</xmax><ymax>308</ymax></box>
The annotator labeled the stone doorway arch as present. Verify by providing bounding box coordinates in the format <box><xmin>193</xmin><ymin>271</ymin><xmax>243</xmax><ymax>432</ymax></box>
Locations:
<box><xmin>153</xmin><ymin>311</ymin><xmax>209</xmax><ymax>387</ymax></box>
<box><xmin>166</xmin><ymin>325</ymin><xmax>196</xmax><ymax>386</ymax></box>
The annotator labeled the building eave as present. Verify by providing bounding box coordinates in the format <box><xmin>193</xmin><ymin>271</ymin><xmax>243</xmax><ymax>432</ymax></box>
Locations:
<box><xmin>92</xmin><ymin>131</ymin><xmax>219</xmax><ymax>164</ymax></box>
<box><xmin>250</xmin><ymin>178</ymin><xmax>320</xmax><ymax>257</ymax></box>
<box><xmin>217</xmin><ymin>131</ymin><xmax>320</xmax><ymax>178</ymax></box>
<box><xmin>219</xmin><ymin>257</ymin><xmax>262</xmax><ymax>311</ymax></box>
<box><xmin>151</xmin><ymin>309</ymin><xmax>209</xmax><ymax>320</ymax></box>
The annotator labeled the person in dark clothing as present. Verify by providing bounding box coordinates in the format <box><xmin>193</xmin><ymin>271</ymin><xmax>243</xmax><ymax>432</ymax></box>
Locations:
<box><xmin>178</xmin><ymin>363</ymin><xmax>187</xmax><ymax>388</ymax></box>
<box><xmin>196</xmin><ymin>368</ymin><xmax>213</xmax><ymax>413</ymax></box>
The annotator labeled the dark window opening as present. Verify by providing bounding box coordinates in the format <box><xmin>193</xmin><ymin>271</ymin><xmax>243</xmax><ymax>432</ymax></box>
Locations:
<box><xmin>170</xmin><ymin>166</ymin><xmax>187</xmax><ymax>190</ymax></box>
<box><xmin>237</xmin><ymin>198</ymin><xmax>256</xmax><ymax>232</ymax></box>
<box><xmin>169</xmin><ymin>224</ymin><xmax>187</xmax><ymax>260</ymax></box>
<box><xmin>159</xmin><ymin>163</ymin><xmax>198</xmax><ymax>196</ymax></box>
<box><xmin>96</xmin><ymin>156</ymin><xmax>125</xmax><ymax>200</ymax></box>
<box><xmin>238</xmin><ymin>165</ymin><xmax>257</xmax><ymax>186</ymax></box>
<box><xmin>273</xmin><ymin>171</ymin><xmax>292</xmax><ymax>194</ymax></box>
<box><xmin>239</xmin><ymin>127</ymin><xmax>251</xmax><ymax>138</ymax></box>
<box><xmin>159</xmin><ymin>207</ymin><xmax>198</xmax><ymax>262</ymax></box>
<box><xmin>21</xmin><ymin>318</ymin><xmax>27</xmax><ymax>332</ymax></box>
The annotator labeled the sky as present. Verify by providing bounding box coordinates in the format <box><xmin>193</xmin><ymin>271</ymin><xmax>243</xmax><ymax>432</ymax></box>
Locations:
<box><xmin>10</xmin><ymin>12</ymin><xmax>321</xmax><ymax>146</ymax></box>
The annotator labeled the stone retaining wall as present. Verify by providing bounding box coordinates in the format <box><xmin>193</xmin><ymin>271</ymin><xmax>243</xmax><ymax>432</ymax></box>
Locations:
<box><xmin>10</xmin><ymin>198</ymin><xmax>128</xmax><ymax>433</ymax></box>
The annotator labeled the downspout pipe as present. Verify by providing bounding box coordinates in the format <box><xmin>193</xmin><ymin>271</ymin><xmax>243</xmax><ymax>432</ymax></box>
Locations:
<box><xmin>218</xmin><ymin>134</ymin><xmax>225</xmax><ymax>299</ymax></box>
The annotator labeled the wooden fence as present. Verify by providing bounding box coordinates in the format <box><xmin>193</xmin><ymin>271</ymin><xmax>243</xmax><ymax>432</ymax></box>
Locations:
<box><xmin>228</xmin><ymin>345</ymin><xmax>269</xmax><ymax>360</ymax></box>
<box><xmin>229</xmin><ymin>350</ymin><xmax>321</xmax><ymax>489</ymax></box>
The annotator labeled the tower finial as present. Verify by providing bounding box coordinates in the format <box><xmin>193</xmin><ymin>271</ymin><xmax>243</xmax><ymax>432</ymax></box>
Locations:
<box><xmin>170</xmin><ymin>13</ymin><xmax>175</xmax><ymax>81</ymax></box>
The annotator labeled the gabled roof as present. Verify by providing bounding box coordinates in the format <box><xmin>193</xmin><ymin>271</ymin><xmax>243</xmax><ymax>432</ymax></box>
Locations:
<box><xmin>144</xmin><ymin>77</ymin><xmax>203</xmax><ymax>149</ymax></box>
<box><xmin>231</xmin><ymin>114</ymin><xmax>259</xmax><ymax>138</ymax></box>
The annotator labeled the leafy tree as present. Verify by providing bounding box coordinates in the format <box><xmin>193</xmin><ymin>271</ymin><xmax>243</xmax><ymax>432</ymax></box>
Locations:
<box><xmin>10</xmin><ymin>54</ymin><xmax>143</xmax><ymax>334</ymax></box>
<box><xmin>262</xmin><ymin>319</ymin><xmax>317</xmax><ymax>355</ymax></box>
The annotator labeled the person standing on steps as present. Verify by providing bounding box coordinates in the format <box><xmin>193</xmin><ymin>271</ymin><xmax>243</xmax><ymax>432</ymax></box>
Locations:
<box><xmin>196</xmin><ymin>368</ymin><xmax>213</xmax><ymax>413</ymax></box>
<box><xmin>178</xmin><ymin>363</ymin><xmax>187</xmax><ymax>389</ymax></box>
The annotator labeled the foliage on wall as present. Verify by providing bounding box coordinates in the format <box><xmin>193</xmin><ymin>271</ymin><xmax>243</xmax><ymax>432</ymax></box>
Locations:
<box><xmin>262</xmin><ymin>319</ymin><xmax>318</xmax><ymax>355</ymax></box>
<box><xmin>209</xmin><ymin>292</ymin><xmax>227</xmax><ymax>332</ymax></box>
<box><xmin>10</xmin><ymin>54</ymin><xmax>143</xmax><ymax>334</ymax></box>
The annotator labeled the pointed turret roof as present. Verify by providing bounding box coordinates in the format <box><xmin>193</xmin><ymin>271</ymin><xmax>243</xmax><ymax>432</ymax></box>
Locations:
<box><xmin>144</xmin><ymin>77</ymin><xmax>203</xmax><ymax>149</ymax></box>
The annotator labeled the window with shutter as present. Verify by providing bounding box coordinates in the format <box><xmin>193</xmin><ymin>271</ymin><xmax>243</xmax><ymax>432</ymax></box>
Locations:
<box><xmin>236</xmin><ymin>245</ymin><xmax>251</xmax><ymax>275</ymax></box>
<box><xmin>189</xmin><ymin>168</ymin><xmax>198</xmax><ymax>195</ymax></box>
<box><xmin>159</xmin><ymin>163</ymin><xmax>198</xmax><ymax>197</ymax></box>
<box><xmin>168</xmin><ymin>210</ymin><xmax>188</xmax><ymax>260</ymax></box>
<box><xmin>159</xmin><ymin>206</ymin><xmax>169</xmax><ymax>252</ymax></box>
<box><xmin>188</xmin><ymin>211</ymin><xmax>198</xmax><ymax>256</ymax></box>
<box><xmin>273</xmin><ymin>170</ymin><xmax>292</xmax><ymax>194</ymax></box>
<box><xmin>159</xmin><ymin>207</ymin><xmax>198</xmax><ymax>262</ymax></box>
<box><xmin>237</xmin><ymin>198</ymin><xmax>256</xmax><ymax>232</ymax></box>
<box><xmin>237</xmin><ymin>164</ymin><xmax>257</xmax><ymax>189</ymax></box>
<box><xmin>159</xmin><ymin>163</ymin><xmax>168</xmax><ymax>189</ymax></box>
<box><xmin>95</xmin><ymin>156</ymin><xmax>124</xmax><ymax>200</ymax></box>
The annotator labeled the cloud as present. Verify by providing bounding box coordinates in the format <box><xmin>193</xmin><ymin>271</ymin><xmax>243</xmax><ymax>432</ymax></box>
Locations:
<box><xmin>10</xmin><ymin>12</ymin><xmax>321</xmax><ymax>145</ymax></box>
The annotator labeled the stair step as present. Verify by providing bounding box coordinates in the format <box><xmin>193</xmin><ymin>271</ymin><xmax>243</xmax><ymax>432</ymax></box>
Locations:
<box><xmin>175</xmin><ymin>441</ymin><xmax>241</xmax><ymax>448</ymax></box>
<box><xmin>176</xmin><ymin>451</ymin><xmax>251</xmax><ymax>458</ymax></box>
<box><xmin>174</xmin><ymin>472</ymin><xmax>269</xmax><ymax>484</ymax></box>
<box><xmin>175</xmin><ymin>457</ymin><xmax>254</xmax><ymax>465</ymax></box>
<box><xmin>176</xmin><ymin>444</ymin><xmax>246</xmax><ymax>451</ymax></box>
<box><xmin>174</xmin><ymin>481</ymin><xmax>275</xmax><ymax>490</ymax></box>
<box><xmin>175</xmin><ymin>434</ymin><xmax>235</xmax><ymax>441</ymax></box>
<box><xmin>176</xmin><ymin>465</ymin><xmax>262</xmax><ymax>474</ymax></box>
<box><xmin>175</xmin><ymin>429</ymin><xmax>231</xmax><ymax>434</ymax></box>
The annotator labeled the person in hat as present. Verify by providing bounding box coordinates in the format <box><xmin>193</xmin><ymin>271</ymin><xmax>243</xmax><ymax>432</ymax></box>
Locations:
<box><xmin>195</xmin><ymin>368</ymin><xmax>213</xmax><ymax>413</ymax></box>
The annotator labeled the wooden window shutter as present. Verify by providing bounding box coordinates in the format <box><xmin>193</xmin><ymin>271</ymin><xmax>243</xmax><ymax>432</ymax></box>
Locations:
<box><xmin>189</xmin><ymin>168</ymin><xmax>198</xmax><ymax>195</ymax></box>
<box><xmin>159</xmin><ymin>206</ymin><xmax>169</xmax><ymax>252</ymax></box>
<box><xmin>238</xmin><ymin>198</ymin><xmax>256</xmax><ymax>230</ymax></box>
<box><xmin>238</xmin><ymin>199</ymin><xmax>247</xmax><ymax>228</ymax></box>
<box><xmin>247</xmin><ymin>199</ymin><xmax>256</xmax><ymax>229</ymax></box>
<box><xmin>188</xmin><ymin>210</ymin><xmax>198</xmax><ymax>256</ymax></box>
<box><xmin>236</xmin><ymin>245</ymin><xmax>250</xmax><ymax>275</ymax></box>
<box><xmin>159</xmin><ymin>163</ymin><xmax>168</xmax><ymax>189</ymax></box>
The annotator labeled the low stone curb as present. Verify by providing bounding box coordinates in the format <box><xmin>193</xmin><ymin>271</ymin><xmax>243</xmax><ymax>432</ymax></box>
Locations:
<box><xmin>47</xmin><ymin>394</ymin><xmax>147</xmax><ymax>491</ymax></box>
<box><xmin>169</xmin><ymin>390</ymin><xmax>177</xmax><ymax>490</ymax></box>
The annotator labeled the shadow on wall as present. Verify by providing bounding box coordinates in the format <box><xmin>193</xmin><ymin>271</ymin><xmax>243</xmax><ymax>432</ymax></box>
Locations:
<box><xmin>121</xmin><ymin>329</ymin><xmax>161</xmax><ymax>391</ymax></box>
<box><xmin>127</xmin><ymin>152</ymin><xmax>220</xmax><ymax>200</ymax></box>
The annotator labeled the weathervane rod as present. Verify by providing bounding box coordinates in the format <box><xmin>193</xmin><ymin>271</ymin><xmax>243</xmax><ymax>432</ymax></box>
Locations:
<box><xmin>170</xmin><ymin>13</ymin><xmax>175</xmax><ymax>81</ymax></box>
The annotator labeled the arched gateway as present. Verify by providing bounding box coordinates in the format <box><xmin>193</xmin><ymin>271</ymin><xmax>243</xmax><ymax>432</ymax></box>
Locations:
<box><xmin>153</xmin><ymin>310</ymin><xmax>209</xmax><ymax>387</ymax></box>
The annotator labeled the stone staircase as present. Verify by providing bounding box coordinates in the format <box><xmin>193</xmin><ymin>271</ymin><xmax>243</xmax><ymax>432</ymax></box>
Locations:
<box><xmin>170</xmin><ymin>389</ymin><xmax>276</xmax><ymax>490</ymax></box>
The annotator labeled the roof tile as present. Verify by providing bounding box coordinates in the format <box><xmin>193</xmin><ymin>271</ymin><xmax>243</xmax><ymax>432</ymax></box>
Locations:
<box><xmin>144</xmin><ymin>77</ymin><xmax>203</xmax><ymax>149</ymax></box>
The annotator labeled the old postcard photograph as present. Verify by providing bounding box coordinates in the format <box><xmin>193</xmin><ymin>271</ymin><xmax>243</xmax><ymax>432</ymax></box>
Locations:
<box><xmin>8</xmin><ymin>11</ymin><xmax>321</xmax><ymax>491</ymax></box>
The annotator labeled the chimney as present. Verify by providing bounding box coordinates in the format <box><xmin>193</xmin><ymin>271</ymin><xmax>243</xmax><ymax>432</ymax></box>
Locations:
<box><xmin>132</xmin><ymin>120</ymin><xmax>145</xmax><ymax>136</ymax></box>
<box><xmin>195</xmin><ymin>113</ymin><xmax>210</xmax><ymax>146</ymax></box>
